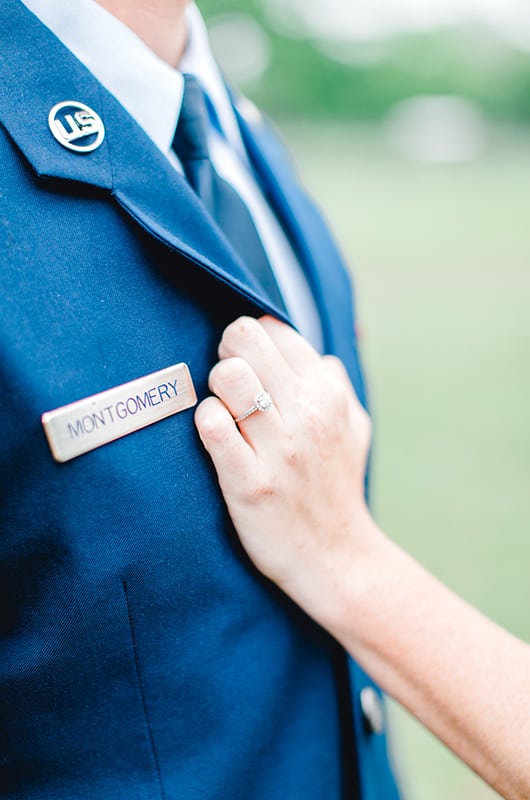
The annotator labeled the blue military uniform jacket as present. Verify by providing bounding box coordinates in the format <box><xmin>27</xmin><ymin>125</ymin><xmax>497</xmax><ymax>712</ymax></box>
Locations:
<box><xmin>0</xmin><ymin>2</ymin><xmax>401</xmax><ymax>798</ymax></box>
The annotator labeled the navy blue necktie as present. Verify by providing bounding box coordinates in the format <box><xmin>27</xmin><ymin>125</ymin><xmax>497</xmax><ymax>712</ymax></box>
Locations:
<box><xmin>172</xmin><ymin>74</ymin><xmax>286</xmax><ymax>311</ymax></box>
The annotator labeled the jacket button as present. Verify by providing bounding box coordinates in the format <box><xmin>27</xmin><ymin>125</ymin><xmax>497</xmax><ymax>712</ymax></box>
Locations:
<box><xmin>360</xmin><ymin>687</ymin><xmax>385</xmax><ymax>735</ymax></box>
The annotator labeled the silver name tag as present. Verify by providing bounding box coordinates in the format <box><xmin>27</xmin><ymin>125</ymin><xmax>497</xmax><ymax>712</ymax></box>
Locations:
<box><xmin>42</xmin><ymin>363</ymin><xmax>197</xmax><ymax>463</ymax></box>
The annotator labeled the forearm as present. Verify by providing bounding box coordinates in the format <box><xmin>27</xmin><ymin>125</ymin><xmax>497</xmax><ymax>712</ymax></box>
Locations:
<box><xmin>196</xmin><ymin>316</ymin><xmax>530</xmax><ymax>799</ymax></box>
<box><xmin>320</xmin><ymin>516</ymin><xmax>530</xmax><ymax>800</ymax></box>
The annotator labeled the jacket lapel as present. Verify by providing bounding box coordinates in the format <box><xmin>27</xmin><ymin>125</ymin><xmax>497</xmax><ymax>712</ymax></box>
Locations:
<box><xmin>0</xmin><ymin>0</ymin><xmax>290</xmax><ymax>323</ymax></box>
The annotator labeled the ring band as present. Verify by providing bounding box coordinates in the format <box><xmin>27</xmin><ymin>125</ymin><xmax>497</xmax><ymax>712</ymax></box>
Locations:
<box><xmin>235</xmin><ymin>391</ymin><xmax>273</xmax><ymax>423</ymax></box>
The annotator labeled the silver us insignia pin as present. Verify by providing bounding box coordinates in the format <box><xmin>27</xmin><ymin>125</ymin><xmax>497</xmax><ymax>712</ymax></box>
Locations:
<box><xmin>48</xmin><ymin>100</ymin><xmax>105</xmax><ymax>153</ymax></box>
<box><xmin>42</xmin><ymin>363</ymin><xmax>197</xmax><ymax>463</ymax></box>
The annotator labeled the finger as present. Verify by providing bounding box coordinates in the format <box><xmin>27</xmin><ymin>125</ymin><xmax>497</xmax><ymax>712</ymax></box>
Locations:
<box><xmin>208</xmin><ymin>356</ymin><xmax>283</xmax><ymax>445</ymax></box>
<box><xmin>258</xmin><ymin>316</ymin><xmax>322</xmax><ymax>376</ymax></box>
<box><xmin>194</xmin><ymin>396</ymin><xmax>256</xmax><ymax>481</ymax></box>
<box><xmin>217</xmin><ymin>316</ymin><xmax>295</xmax><ymax>403</ymax></box>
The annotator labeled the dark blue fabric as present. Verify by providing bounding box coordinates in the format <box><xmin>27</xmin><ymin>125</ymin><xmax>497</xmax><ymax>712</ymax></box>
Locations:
<box><xmin>0</xmin><ymin>2</ymin><xmax>401</xmax><ymax>799</ymax></box>
<box><xmin>172</xmin><ymin>74</ymin><xmax>286</xmax><ymax>310</ymax></box>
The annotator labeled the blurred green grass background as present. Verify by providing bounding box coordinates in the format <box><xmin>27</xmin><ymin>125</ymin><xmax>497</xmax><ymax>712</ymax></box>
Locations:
<box><xmin>279</xmin><ymin>122</ymin><xmax>530</xmax><ymax>799</ymax></box>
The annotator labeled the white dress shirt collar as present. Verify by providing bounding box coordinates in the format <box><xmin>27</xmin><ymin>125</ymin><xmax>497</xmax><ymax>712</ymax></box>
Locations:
<box><xmin>19</xmin><ymin>0</ymin><xmax>245</xmax><ymax>160</ymax></box>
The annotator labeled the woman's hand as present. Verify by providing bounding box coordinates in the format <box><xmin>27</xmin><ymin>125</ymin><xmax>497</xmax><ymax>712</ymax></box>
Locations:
<box><xmin>196</xmin><ymin>316</ymin><xmax>530</xmax><ymax>800</ymax></box>
<box><xmin>194</xmin><ymin>315</ymin><xmax>375</xmax><ymax>626</ymax></box>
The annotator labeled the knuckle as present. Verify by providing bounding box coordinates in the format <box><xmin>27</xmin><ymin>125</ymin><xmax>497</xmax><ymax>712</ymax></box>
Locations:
<box><xmin>210</xmin><ymin>357</ymin><xmax>251</xmax><ymax>392</ymax></box>
<box><xmin>322</xmin><ymin>354</ymin><xmax>342</xmax><ymax>371</ymax></box>
<box><xmin>321</xmin><ymin>359</ymin><xmax>350</xmax><ymax>400</ymax></box>
<box><xmin>221</xmin><ymin>316</ymin><xmax>259</xmax><ymax>353</ymax></box>
<box><xmin>199</xmin><ymin>417</ymin><xmax>225</xmax><ymax>443</ymax></box>
<box><xmin>195</xmin><ymin>400</ymin><xmax>228</xmax><ymax>441</ymax></box>
<box><xmin>323</xmin><ymin>354</ymin><xmax>349</xmax><ymax>382</ymax></box>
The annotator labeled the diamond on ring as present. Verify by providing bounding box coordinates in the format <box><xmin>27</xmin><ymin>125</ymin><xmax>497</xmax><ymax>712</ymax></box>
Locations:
<box><xmin>234</xmin><ymin>391</ymin><xmax>273</xmax><ymax>423</ymax></box>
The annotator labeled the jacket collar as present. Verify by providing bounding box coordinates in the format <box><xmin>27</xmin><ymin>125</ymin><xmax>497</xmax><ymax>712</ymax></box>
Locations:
<box><xmin>0</xmin><ymin>0</ymin><xmax>290</xmax><ymax>322</ymax></box>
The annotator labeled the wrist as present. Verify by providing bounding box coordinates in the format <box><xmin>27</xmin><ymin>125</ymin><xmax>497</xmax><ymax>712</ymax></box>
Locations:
<box><xmin>279</xmin><ymin>501</ymin><xmax>389</xmax><ymax>639</ymax></box>
<box><xmin>321</xmin><ymin>508</ymin><xmax>390</xmax><ymax>639</ymax></box>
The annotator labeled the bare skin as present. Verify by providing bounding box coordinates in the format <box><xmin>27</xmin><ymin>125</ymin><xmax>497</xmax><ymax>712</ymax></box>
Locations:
<box><xmin>95</xmin><ymin>0</ymin><xmax>189</xmax><ymax>66</ymax></box>
<box><xmin>195</xmin><ymin>315</ymin><xmax>530</xmax><ymax>800</ymax></box>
